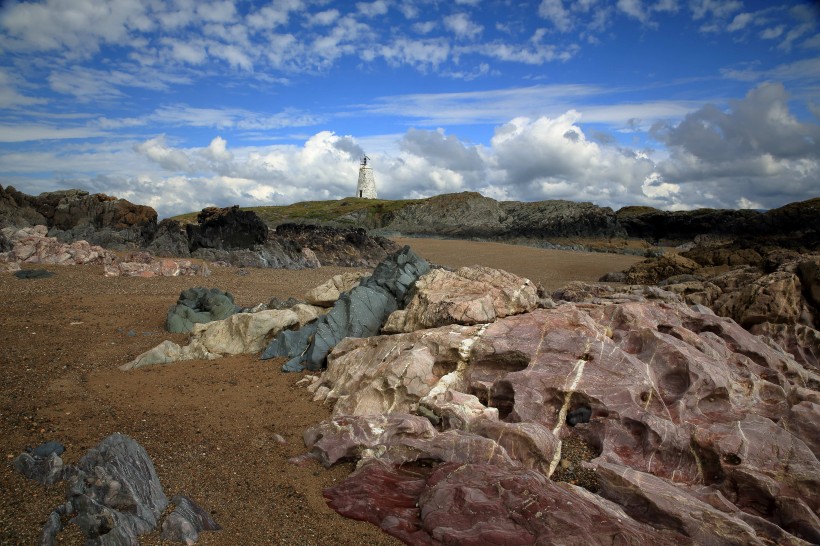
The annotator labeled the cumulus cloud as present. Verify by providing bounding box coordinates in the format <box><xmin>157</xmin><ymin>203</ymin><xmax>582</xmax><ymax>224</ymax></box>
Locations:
<box><xmin>134</xmin><ymin>135</ymin><xmax>194</xmax><ymax>171</ymax></box>
<box><xmin>400</xmin><ymin>128</ymin><xmax>484</xmax><ymax>171</ymax></box>
<box><xmin>443</xmin><ymin>13</ymin><xmax>483</xmax><ymax>40</ymax></box>
<box><xmin>651</xmin><ymin>82</ymin><xmax>819</xmax><ymax>208</ymax></box>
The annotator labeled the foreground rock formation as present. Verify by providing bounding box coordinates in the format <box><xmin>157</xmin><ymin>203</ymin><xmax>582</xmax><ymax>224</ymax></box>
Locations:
<box><xmin>611</xmin><ymin>250</ymin><xmax>820</xmax><ymax>372</ymax></box>
<box><xmin>293</xmin><ymin>271</ymin><xmax>820</xmax><ymax>545</ymax></box>
<box><xmin>13</xmin><ymin>433</ymin><xmax>219</xmax><ymax>545</ymax></box>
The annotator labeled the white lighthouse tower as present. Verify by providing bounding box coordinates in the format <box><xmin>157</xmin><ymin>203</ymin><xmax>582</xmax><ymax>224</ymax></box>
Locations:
<box><xmin>356</xmin><ymin>155</ymin><xmax>377</xmax><ymax>199</ymax></box>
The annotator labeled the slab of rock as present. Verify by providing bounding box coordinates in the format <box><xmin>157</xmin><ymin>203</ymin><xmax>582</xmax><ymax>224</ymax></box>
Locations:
<box><xmin>383</xmin><ymin>265</ymin><xmax>537</xmax><ymax>333</ymax></box>
<box><xmin>122</xmin><ymin>305</ymin><xmax>323</xmax><ymax>370</ymax></box>
<box><xmin>262</xmin><ymin>245</ymin><xmax>430</xmax><ymax>371</ymax></box>
<box><xmin>304</xmin><ymin>271</ymin><xmax>366</xmax><ymax>307</ymax></box>
<box><xmin>324</xmin><ymin>460</ymin><xmax>690</xmax><ymax>546</ymax></box>
<box><xmin>304</xmin><ymin>414</ymin><xmax>517</xmax><ymax>469</ymax></box>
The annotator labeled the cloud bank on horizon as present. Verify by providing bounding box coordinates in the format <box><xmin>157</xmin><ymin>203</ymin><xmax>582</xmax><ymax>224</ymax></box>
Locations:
<box><xmin>0</xmin><ymin>0</ymin><xmax>818</xmax><ymax>218</ymax></box>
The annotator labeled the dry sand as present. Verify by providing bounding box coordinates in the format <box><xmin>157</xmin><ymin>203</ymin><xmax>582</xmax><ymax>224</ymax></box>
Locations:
<box><xmin>0</xmin><ymin>239</ymin><xmax>642</xmax><ymax>545</ymax></box>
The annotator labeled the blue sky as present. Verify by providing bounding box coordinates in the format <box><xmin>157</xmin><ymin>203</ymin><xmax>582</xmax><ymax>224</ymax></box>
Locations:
<box><xmin>1</xmin><ymin>0</ymin><xmax>819</xmax><ymax>218</ymax></box>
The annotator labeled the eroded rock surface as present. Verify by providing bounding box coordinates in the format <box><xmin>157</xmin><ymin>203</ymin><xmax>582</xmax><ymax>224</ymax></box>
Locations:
<box><xmin>301</xmin><ymin>277</ymin><xmax>820</xmax><ymax>545</ymax></box>
<box><xmin>383</xmin><ymin>265</ymin><xmax>537</xmax><ymax>333</ymax></box>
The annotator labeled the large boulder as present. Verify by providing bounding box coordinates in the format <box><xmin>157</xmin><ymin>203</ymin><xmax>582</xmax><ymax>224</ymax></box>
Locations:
<box><xmin>383</xmin><ymin>265</ymin><xmax>538</xmax><ymax>333</ymax></box>
<box><xmin>622</xmin><ymin>254</ymin><xmax>702</xmax><ymax>285</ymax></box>
<box><xmin>46</xmin><ymin>433</ymin><xmax>168</xmax><ymax>545</ymax></box>
<box><xmin>711</xmin><ymin>271</ymin><xmax>806</xmax><ymax>328</ymax></box>
<box><xmin>123</xmin><ymin>305</ymin><xmax>325</xmax><ymax>370</ymax></box>
<box><xmin>186</xmin><ymin>205</ymin><xmax>268</xmax><ymax>251</ymax></box>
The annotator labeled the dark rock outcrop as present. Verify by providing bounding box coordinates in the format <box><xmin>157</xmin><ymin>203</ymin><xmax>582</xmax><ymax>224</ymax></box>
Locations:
<box><xmin>0</xmin><ymin>185</ymin><xmax>157</xmax><ymax>249</ymax></box>
<box><xmin>618</xmin><ymin>198</ymin><xmax>820</xmax><ymax>250</ymax></box>
<box><xmin>274</xmin><ymin>223</ymin><xmax>399</xmax><ymax>268</ymax></box>
<box><xmin>186</xmin><ymin>205</ymin><xmax>268</xmax><ymax>252</ymax></box>
<box><xmin>166</xmin><ymin>287</ymin><xmax>239</xmax><ymax>333</ymax></box>
<box><xmin>146</xmin><ymin>219</ymin><xmax>191</xmax><ymax>257</ymax></box>
<box><xmin>261</xmin><ymin>246</ymin><xmax>430</xmax><ymax>371</ymax></box>
<box><xmin>380</xmin><ymin>191</ymin><xmax>625</xmax><ymax>241</ymax></box>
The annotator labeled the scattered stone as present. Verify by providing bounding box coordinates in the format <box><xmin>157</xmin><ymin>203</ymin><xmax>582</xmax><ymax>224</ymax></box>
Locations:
<box><xmin>104</xmin><ymin>258</ymin><xmax>210</xmax><ymax>278</ymax></box>
<box><xmin>30</xmin><ymin>440</ymin><xmax>65</xmax><ymax>458</ymax></box>
<box><xmin>14</xmin><ymin>269</ymin><xmax>54</xmax><ymax>279</ymax></box>
<box><xmin>160</xmin><ymin>495</ymin><xmax>221</xmax><ymax>545</ymax></box>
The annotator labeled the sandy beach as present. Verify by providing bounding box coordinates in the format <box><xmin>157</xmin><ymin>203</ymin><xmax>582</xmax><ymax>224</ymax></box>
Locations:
<box><xmin>0</xmin><ymin>239</ymin><xmax>641</xmax><ymax>545</ymax></box>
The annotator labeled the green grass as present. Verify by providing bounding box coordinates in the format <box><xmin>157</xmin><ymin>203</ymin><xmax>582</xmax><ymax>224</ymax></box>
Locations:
<box><xmin>170</xmin><ymin>197</ymin><xmax>422</xmax><ymax>226</ymax></box>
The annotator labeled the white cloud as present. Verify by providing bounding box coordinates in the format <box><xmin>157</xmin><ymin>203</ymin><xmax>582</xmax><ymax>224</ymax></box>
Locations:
<box><xmin>356</xmin><ymin>1</ymin><xmax>388</xmax><ymax>18</ymax></box>
<box><xmin>0</xmin><ymin>68</ymin><xmax>47</xmax><ymax>108</ymax></box>
<box><xmin>196</xmin><ymin>0</ymin><xmax>237</xmax><ymax>24</ymax></box>
<box><xmin>307</xmin><ymin>9</ymin><xmax>340</xmax><ymax>26</ymax></box>
<box><xmin>443</xmin><ymin>13</ymin><xmax>483</xmax><ymax>40</ymax></box>
<box><xmin>134</xmin><ymin>135</ymin><xmax>193</xmax><ymax>171</ymax></box>
<box><xmin>539</xmin><ymin>0</ymin><xmax>572</xmax><ymax>32</ymax></box>
<box><xmin>651</xmin><ymin>82</ymin><xmax>820</xmax><ymax>208</ymax></box>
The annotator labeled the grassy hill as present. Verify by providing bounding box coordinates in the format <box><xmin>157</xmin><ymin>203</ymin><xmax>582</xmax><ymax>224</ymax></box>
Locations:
<box><xmin>171</xmin><ymin>196</ymin><xmax>422</xmax><ymax>228</ymax></box>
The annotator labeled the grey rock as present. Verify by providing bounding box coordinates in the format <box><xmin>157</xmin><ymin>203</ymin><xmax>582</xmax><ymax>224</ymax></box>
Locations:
<box><xmin>14</xmin><ymin>269</ymin><xmax>54</xmax><ymax>279</ymax></box>
<box><xmin>13</xmin><ymin>452</ymin><xmax>64</xmax><ymax>485</ymax></box>
<box><xmin>262</xmin><ymin>246</ymin><xmax>429</xmax><ymax>371</ymax></box>
<box><xmin>31</xmin><ymin>440</ymin><xmax>65</xmax><ymax>457</ymax></box>
<box><xmin>66</xmin><ymin>433</ymin><xmax>168</xmax><ymax>545</ymax></box>
<box><xmin>166</xmin><ymin>287</ymin><xmax>238</xmax><ymax>333</ymax></box>
<box><xmin>160</xmin><ymin>495</ymin><xmax>221</xmax><ymax>545</ymax></box>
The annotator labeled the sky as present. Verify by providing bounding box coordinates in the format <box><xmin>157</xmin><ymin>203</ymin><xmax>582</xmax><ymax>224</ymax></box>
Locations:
<box><xmin>1</xmin><ymin>0</ymin><xmax>819</xmax><ymax>218</ymax></box>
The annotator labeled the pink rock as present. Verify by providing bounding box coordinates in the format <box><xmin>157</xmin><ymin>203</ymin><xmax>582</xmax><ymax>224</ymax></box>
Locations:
<box><xmin>324</xmin><ymin>460</ymin><xmax>690</xmax><ymax>546</ymax></box>
<box><xmin>383</xmin><ymin>266</ymin><xmax>537</xmax><ymax>333</ymax></box>
<box><xmin>306</xmin><ymin>293</ymin><xmax>820</xmax><ymax>543</ymax></box>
